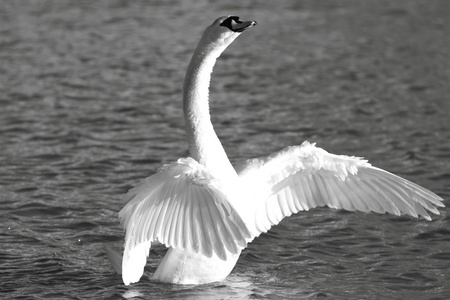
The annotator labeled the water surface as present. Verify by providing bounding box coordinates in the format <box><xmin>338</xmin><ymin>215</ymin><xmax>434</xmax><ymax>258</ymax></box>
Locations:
<box><xmin>1</xmin><ymin>1</ymin><xmax>449</xmax><ymax>299</ymax></box>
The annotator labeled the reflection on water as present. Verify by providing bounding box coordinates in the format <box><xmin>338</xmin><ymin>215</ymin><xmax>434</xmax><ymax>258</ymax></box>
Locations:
<box><xmin>1</xmin><ymin>1</ymin><xmax>449</xmax><ymax>299</ymax></box>
<box><xmin>123</xmin><ymin>290</ymin><xmax>144</xmax><ymax>299</ymax></box>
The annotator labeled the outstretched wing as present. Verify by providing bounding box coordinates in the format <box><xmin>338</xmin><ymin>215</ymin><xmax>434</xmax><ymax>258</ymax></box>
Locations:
<box><xmin>119</xmin><ymin>157</ymin><xmax>250</xmax><ymax>285</ymax></box>
<box><xmin>238</xmin><ymin>141</ymin><xmax>444</xmax><ymax>237</ymax></box>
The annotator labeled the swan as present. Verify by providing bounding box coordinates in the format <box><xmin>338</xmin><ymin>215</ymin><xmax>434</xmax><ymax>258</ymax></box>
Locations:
<box><xmin>112</xmin><ymin>16</ymin><xmax>444</xmax><ymax>285</ymax></box>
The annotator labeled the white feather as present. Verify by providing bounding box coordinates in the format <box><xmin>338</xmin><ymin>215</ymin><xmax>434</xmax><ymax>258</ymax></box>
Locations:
<box><xmin>238</xmin><ymin>141</ymin><xmax>443</xmax><ymax>238</ymax></box>
<box><xmin>118</xmin><ymin>158</ymin><xmax>250</xmax><ymax>285</ymax></box>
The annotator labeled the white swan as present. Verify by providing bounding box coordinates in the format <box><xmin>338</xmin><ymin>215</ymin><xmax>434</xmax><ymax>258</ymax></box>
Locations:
<box><xmin>114</xmin><ymin>16</ymin><xmax>444</xmax><ymax>285</ymax></box>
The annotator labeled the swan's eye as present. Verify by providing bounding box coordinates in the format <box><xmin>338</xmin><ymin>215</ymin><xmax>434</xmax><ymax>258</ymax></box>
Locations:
<box><xmin>220</xmin><ymin>16</ymin><xmax>243</xmax><ymax>32</ymax></box>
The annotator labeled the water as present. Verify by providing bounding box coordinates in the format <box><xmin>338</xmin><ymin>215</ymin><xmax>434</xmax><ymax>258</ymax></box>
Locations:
<box><xmin>1</xmin><ymin>1</ymin><xmax>449</xmax><ymax>299</ymax></box>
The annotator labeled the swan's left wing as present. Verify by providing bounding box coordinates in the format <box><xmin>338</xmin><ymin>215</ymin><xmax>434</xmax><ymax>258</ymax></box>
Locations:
<box><xmin>119</xmin><ymin>157</ymin><xmax>250</xmax><ymax>285</ymax></box>
<box><xmin>237</xmin><ymin>141</ymin><xmax>444</xmax><ymax>238</ymax></box>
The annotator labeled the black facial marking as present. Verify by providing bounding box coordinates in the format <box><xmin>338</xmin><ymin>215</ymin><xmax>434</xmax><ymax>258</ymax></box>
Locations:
<box><xmin>220</xmin><ymin>16</ymin><xmax>244</xmax><ymax>32</ymax></box>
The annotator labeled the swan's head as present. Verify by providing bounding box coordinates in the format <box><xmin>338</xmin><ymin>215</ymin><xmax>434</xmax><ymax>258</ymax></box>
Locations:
<box><xmin>201</xmin><ymin>16</ymin><xmax>257</xmax><ymax>49</ymax></box>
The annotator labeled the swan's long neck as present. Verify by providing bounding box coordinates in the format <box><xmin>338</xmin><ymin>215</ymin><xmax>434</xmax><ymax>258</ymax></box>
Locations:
<box><xmin>183</xmin><ymin>41</ymin><xmax>236</xmax><ymax>180</ymax></box>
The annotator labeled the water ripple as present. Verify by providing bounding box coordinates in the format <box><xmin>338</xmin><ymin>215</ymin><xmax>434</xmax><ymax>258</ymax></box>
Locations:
<box><xmin>1</xmin><ymin>1</ymin><xmax>449</xmax><ymax>299</ymax></box>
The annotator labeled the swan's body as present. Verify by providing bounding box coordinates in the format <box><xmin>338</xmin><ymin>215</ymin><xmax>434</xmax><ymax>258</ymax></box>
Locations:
<box><xmin>114</xmin><ymin>16</ymin><xmax>444</xmax><ymax>285</ymax></box>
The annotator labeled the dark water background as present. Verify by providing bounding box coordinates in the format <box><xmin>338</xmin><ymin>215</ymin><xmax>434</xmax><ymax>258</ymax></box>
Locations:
<box><xmin>1</xmin><ymin>1</ymin><xmax>449</xmax><ymax>299</ymax></box>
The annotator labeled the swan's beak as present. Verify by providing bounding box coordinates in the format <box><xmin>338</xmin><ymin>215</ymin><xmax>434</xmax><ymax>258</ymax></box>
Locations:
<box><xmin>220</xmin><ymin>16</ymin><xmax>257</xmax><ymax>33</ymax></box>
<box><xmin>232</xmin><ymin>19</ymin><xmax>257</xmax><ymax>32</ymax></box>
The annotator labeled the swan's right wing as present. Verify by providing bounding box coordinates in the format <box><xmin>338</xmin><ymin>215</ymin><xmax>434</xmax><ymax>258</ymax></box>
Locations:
<box><xmin>119</xmin><ymin>157</ymin><xmax>250</xmax><ymax>285</ymax></box>
<box><xmin>238</xmin><ymin>141</ymin><xmax>444</xmax><ymax>238</ymax></box>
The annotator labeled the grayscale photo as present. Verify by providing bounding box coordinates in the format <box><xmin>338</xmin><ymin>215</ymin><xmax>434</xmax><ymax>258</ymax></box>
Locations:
<box><xmin>1</xmin><ymin>1</ymin><xmax>449</xmax><ymax>299</ymax></box>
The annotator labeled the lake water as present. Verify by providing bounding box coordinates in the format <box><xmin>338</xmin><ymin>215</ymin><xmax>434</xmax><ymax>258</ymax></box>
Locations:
<box><xmin>1</xmin><ymin>1</ymin><xmax>449</xmax><ymax>299</ymax></box>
